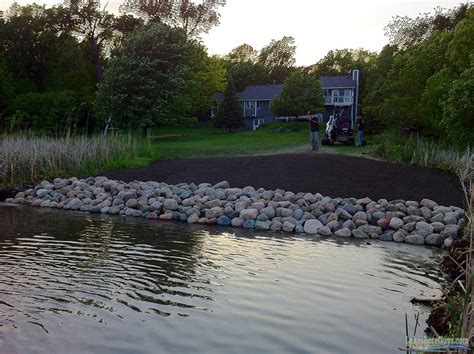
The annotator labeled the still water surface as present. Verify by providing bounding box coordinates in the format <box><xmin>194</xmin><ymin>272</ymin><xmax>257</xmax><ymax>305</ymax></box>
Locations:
<box><xmin>0</xmin><ymin>204</ymin><xmax>444</xmax><ymax>353</ymax></box>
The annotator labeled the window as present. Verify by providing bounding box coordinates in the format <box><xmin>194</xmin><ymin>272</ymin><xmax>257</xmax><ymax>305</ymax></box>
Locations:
<box><xmin>245</xmin><ymin>101</ymin><xmax>254</xmax><ymax>109</ymax></box>
<box><xmin>256</xmin><ymin>101</ymin><xmax>260</xmax><ymax>109</ymax></box>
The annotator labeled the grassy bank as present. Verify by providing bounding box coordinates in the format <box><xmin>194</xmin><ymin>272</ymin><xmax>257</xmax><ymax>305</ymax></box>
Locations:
<box><xmin>149</xmin><ymin>122</ymin><xmax>375</xmax><ymax>160</ymax></box>
<box><xmin>373</xmin><ymin>133</ymin><xmax>472</xmax><ymax>178</ymax></box>
<box><xmin>0</xmin><ymin>134</ymin><xmax>153</xmax><ymax>187</ymax></box>
<box><xmin>0</xmin><ymin>123</ymin><xmax>375</xmax><ymax>187</ymax></box>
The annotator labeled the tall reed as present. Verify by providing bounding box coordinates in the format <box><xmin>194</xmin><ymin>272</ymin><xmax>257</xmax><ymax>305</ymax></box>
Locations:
<box><xmin>0</xmin><ymin>134</ymin><xmax>151</xmax><ymax>186</ymax></box>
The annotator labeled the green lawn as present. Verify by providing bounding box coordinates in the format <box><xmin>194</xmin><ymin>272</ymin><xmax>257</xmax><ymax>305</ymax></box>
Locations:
<box><xmin>146</xmin><ymin>122</ymin><xmax>377</xmax><ymax>160</ymax></box>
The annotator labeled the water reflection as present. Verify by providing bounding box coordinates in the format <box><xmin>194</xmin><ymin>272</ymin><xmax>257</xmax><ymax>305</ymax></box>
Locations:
<box><xmin>0</xmin><ymin>204</ymin><xmax>444</xmax><ymax>354</ymax></box>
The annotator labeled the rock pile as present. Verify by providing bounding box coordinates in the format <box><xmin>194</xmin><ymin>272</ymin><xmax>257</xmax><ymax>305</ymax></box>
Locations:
<box><xmin>6</xmin><ymin>177</ymin><xmax>466</xmax><ymax>248</ymax></box>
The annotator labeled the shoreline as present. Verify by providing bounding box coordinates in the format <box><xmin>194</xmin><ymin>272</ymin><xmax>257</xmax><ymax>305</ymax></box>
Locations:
<box><xmin>6</xmin><ymin>176</ymin><xmax>466</xmax><ymax>248</ymax></box>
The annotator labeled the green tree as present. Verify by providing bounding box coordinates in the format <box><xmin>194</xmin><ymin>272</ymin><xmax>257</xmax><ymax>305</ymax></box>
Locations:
<box><xmin>67</xmin><ymin>0</ymin><xmax>116</xmax><ymax>82</ymax></box>
<box><xmin>362</xmin><ymin>45</ymin><xmax>398</xmax><ymax>132</ymax></box>
<box><xmin>0</xmin><ymin>57</ymin><xmax>14</xmax><ymax>131</ymax></box>
<box><xmin>226</xmin><ymin>43</ymin><xmax>259</xmax><ymax>63</ymax></box>
<box><xmin>226</xmin><ymin>61</ymin><xmax>270</xmax><ymax>92</ymax></box>
<box><xmin>443</xmin><ymin>66</ymin><xmax>474</xmax><ymax>141</ymax></box>
<box><xmin>213</xmin><ymin>80</ymin><xmax>243</xmax><ymax>132</ymax></box>
<box><xmin>188</xmin><ymin>51</ymin><xmax>227</xmax><ymax>118</ymax></box>
<box><xmin>385</xmin><ymin>3</ymin><xmax>470</xmax><ymax>49</ymax></box>
<box><xmin>258</xmin><ymin>36</ymin><xmax>296</xmax><ymax>83</ymax></box>
<box><xmin>120</xmin><ymin>0</ymin><xmax>225</xmax><ymax>37</ymax></box>
<box><xmin>95</xmin><ymin>24</ymin><xmax>197</xmax><ymax>130</ymax></box>
<box><xmin>270</xmin><ymin>71</ymin><xmax>324</xmax><ymax>117</ymax></box>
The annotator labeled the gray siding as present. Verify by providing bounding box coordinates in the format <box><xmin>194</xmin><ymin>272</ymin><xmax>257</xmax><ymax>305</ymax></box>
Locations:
<box><xmin>241</xmin><ymin>100</ymin><xmax>276</xmax><ymax>119</ymax></box>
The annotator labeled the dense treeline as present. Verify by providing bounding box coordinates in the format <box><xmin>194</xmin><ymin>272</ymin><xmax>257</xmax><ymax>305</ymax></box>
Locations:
<box><xmin>0</xmin><ymin>1</ymin><xmax>472</xmax><ymax>142</ymax></box>
<box><xmin>363</xmin><ymin>3</ymin><xmax>474</xmax><ymax>143</ymax></box>
<box><xmin>0</xmin><ymin>0</ymin><xmax>227</xmax><ymax>133</ymax></box>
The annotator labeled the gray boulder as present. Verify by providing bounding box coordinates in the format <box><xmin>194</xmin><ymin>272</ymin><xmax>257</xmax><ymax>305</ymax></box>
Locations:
<box><xmin>164</xmin><ymin>199</ymin><xmax>179</xmax><ymax>211</ymax></box>
<box><xmin>389</xmin><ymin>217</ymin><xmax>404</xmax><ymax>229</ymax></box>
<box><xmin>240</xmin><ymin>208</ymin><xmax>259</xmax><ymax>220</ymax></box>
<box><xmin>283</xmin><ymin>221</ymin><xmax>295</xmax><ymax>233</ymax></box>
<box><xmin>421</xmin><ymin>198</ymin><xmax>438</xmax><ymax>210</ymax></box>
<box><xmin>318</xmin><ymin>226</ymin><xmax>332</xmax><ymax>236</ymax></box>
<box><xmin>405</xmin><ymin>234</ymin><xmax>425</xmax><ymax>245</ymax></box>
<box><xmin>270</xmin><ymin>221</ymin><xmax>283</xmax><ymax>231</ymax></box>
<box><xmin>393</xmin><ymin>231</ymin><xmax>406</xmax><ymax>243</ymax></box>
<box><xmin>441</xmin><ymin>224</ymin><xmax>460</xmax><ymax>239</ymax></box>
<box><xmin>261</xmin><ymin>206</ymin><xmax>276</xmax><ymax>219</ymax></box>
<box><xmin>206</xmin><ymin>207</ymin><xmax>224</xmax><ymax>219</ymax></box>
<box><xmin>425</xmin><ymin>234</ymin><xmax>444</xmax><ymax>246</ymax></box>
<box><xmin>352</xmin><ymin>229</ymin><xmax>369</xmax><ymax>239</ymax></box>
<box><xmin>352</xmin><ymin>211</ymin><xmax>368</xmax><ymax>222</ymax></box>
<box><xmin>304</xmin><ymin>219</ymin><xmax>323</xmax><ymax>234</ymax></box>
<box><xmin>334</xmin><ymin>228</ymin><xmax>352</xmax><ymax>237</ymax></box>
<box><xmin>255</xmin><ymin>221</ymin><xmax>270</xmax><ymax>230</ymax></box>
<box><xmin>217</xmin><ymin>215</ymin><xmax>231</xmax><ymax>226</ymax></box>
<box><xmin>66</xmin><ymin>198</ymin><xmax>83</xmax><ymax>210</ymax></box>
<box><xmin>231</xmin><ymin>218</ymin><xmax>244</xmax><ymax>227</ymax></box>
<box><xmin>431</xmin><ymin>222</ymin><xmax>445</xmax><ymax>233</ymax></box>
<box><xmin>379</xmin><ymin>231</ymin><xmax>395</xmax><ymax>241</ymax></box>
<box><xmin>243</xmin><ymin>219</ymin><xmax>256</xmax><ymax>229</ymax></box>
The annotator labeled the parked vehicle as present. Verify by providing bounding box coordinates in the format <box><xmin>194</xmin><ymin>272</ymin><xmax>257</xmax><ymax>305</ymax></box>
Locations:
<box><xmin>321</xmin><ymin>115</ymin><xmax>354</xmax><ymax>145</ymax></box>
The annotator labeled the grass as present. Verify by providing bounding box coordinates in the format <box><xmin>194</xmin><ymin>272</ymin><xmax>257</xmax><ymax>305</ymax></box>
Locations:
<box><xmin>373</xmin><ymin>132</ymin><xmax>473</xmax><ymax>176</ymax></box>
<box><xmin>0</xmin><ymin>134</ymin><xmax>153</xmax><ymax>186</ymax></box>
<box><xmin>0</xmin><ymin>122</ymin><xmax>376</xmax><ymax>187</ymax></box>
<box><xmin>148</xmin><ymin>122</ymin><xmax>375</xmax><ymax>160</ymax></box>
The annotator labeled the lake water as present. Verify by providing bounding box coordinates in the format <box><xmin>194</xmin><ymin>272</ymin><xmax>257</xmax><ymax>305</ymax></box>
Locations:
<box><xmin>0</xmin><ymin>204</ymin><xmax>444</xmax><ymax>354</ymax></box>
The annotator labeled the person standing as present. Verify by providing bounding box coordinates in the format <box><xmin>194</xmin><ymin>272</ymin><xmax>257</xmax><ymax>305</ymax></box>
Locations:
<box><xmin>355</xmin><ymin>115</ymin><xmax>365</xmax><ymax>147</ymax></box>
<box><xmin>307</xmin><ymin>111</ymin><xmax>320</xmax><ymax>151</ymax></box>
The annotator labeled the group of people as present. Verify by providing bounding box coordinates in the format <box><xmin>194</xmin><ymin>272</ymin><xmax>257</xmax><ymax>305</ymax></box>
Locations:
<box><xmin>306</xmin><ymin>111</ymin><xmax>365</xmax><ymax>151</ymax></box>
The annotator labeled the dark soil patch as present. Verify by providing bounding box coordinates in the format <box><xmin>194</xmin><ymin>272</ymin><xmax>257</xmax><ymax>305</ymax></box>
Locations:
<box><xmin>103</xmin><ymin>153</ymin><xmax>465</xmax><ymax>207</ymax></box>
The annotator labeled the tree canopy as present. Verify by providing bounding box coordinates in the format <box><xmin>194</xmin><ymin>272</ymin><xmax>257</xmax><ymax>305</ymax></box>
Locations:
<box><xmin>213</xmin><ymin>80</ymin><xmax>243</xmax><ymax>132</ymax></box>
<box><xmin>95</xmin><ymin>23</ymin><xmax>223</xmax><ymax>129</ymax></box>
<box><xmin>120</xmin><ymin>0</ymin><xmax>225</xmax><ymax>37</ymax></box>
<box><xmin>270</xmin><ymin>71</ymin><xmax>324</xmax><ymax>118</ymax></box>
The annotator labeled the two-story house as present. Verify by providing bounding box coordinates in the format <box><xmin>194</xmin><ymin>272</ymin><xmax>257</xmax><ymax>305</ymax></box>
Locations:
<box><xmin>212</xmin><ymin>69</ymin><xmax>360</xmax><ymax>131</ymax></box>
<box><xmin>212</xmin><ymin>85</ymin><xmax>283</xmax><ymax>130</ymax></box>
<box><xmin>320</xmin><ymin>69</ymin><xmax>359</xmax><ymax>123</ymax></box>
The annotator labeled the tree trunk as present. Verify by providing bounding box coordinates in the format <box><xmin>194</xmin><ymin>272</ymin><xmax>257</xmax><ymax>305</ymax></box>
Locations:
<box><xmin>91</xmin><ymin>36</ymin><xmax>102</xmax><ymax>83</ymax></box>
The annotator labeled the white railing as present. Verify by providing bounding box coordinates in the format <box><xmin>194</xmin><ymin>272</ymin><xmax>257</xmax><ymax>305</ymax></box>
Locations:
<box><xmin>324</xmin><ymin>96</ymin><xmax>353</xmax><ymax>105</ymax></box>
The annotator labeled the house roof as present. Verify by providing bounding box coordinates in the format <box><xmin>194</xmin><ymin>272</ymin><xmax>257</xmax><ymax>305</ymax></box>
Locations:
<box><xmin>320</xmin><ymin>75</ymin><xmax>355</xmax><ymax>88</ymax></box>
<box><xmin>239</xmin><ymin>84</ymin><xmax>283</xmax><ymax>100</ymax></box>
<box><xmin>213</xmin><ymin>84</ymin><xmax>283</xmax><ymax>101</ymax></box>
<box><xmin>213</xmin><ymin>76</ymin><xmax>356</xmax><ymax>101</ymax></box>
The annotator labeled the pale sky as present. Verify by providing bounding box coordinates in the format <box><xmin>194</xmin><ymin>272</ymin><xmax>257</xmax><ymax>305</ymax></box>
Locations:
<box><xmin>0</xmin><ymin>0</ymin><xmax>466</xmax><ymax>65</ymax></box>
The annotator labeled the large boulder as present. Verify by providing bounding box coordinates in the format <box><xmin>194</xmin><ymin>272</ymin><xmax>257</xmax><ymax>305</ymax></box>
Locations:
<box><xmin>217</xmin><ymin>215</ymin><xmax>231</xmax><ymax>226</ymax></box>
<box><xmin>255</xmin><ymin>221</ymin><xmax>270</xmax><ymax>230</ymax></box>
<box><xmin>334</xmin><ymin>228</ymin><xmax>352</xmax><ymax>237</ymax></box>
<box><xmin>283</xmin><ymin>221</ymin><xmax>295</xmax><ymax>233</ymax></box>
<box><xmin>318</xmin><ymin>226</ymin><xmax>332</xmax><ymax>236</ymax></box>
<box><xmin>425</xmin><ymin>234</ymin><xmax>444</xmax><ymax>246</ymax></box>
<box><xmin>352</xmin><ymin>229</ymin><xmax>369</xmax><ymax>239</ymax></box>
<box><xmin>389</xmin><ymin>217</ymin><xmax>404</xmax><ymax>229</ymax></box>
<box><xmin>240</xmin><ymin>208</ymin><xmax>259</xmax><ymax>220</ymax></box>
<box><xmin>405</xmin><ymin>234</ymin><xmax>425</xmax><ymax>245</ymax></box>
<box><xmin>206</xmin><ymin>207</ymin><xmax>224</xmax><ymax>219</ymax></box>
<box><xmin>304</xmin><ymin>219</ymin><xmax>323</xmax><ymax>234</ymax></box>
<box><xmin>261</xmin><ymin>206</ymin><xmax>276</xmax><ymax>219</ymax></box>
<box><xmin>163</xmin><ymin>199</ymin><xmax>179</xmax><ymax>211</ymax></box>
<box><xmin>420</xmin><ymin>198</ymin><xmax>438</xmax><ymax>210</ymax></box>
